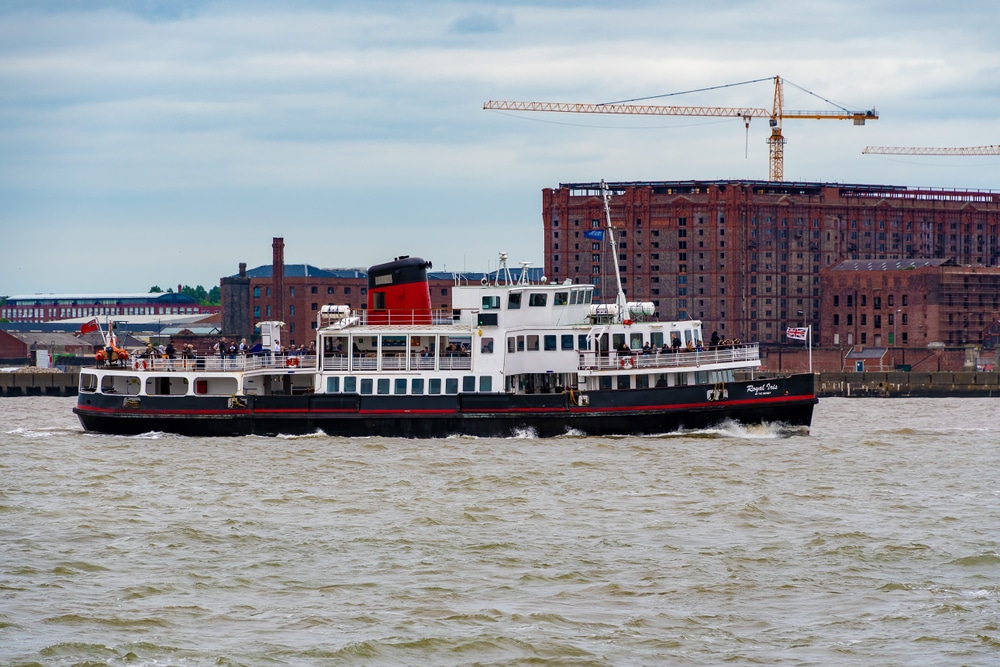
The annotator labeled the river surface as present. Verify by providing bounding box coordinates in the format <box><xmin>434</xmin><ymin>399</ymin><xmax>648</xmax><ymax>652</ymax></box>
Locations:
<box><xmin>2</xmin><ymin>396</ymin><xmax>998</xmax><ymax>666</ymax></box>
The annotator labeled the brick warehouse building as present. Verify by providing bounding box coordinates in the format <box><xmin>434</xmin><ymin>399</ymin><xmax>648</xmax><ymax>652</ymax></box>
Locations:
<box><xmin>821</xmin><ymin>259</ymin><xmax>1000</xmax><ymax>368</ymax></box>
<box><xmin>542</xmin><ymin>180</ymin><xmax>1000</xmax><ymax>354</ymax></box>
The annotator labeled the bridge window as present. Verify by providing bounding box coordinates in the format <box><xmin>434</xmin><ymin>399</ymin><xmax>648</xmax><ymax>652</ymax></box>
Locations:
<box><xmin>482</xmin><ymin>295</ymin><xmax>501</xmax><ymax>310</ymax></box>
<box><xmin>508</xmin><ymin>292</ymin><xmax>522</xmax><ymax>309</ymax></box>
<box><xmin>529</xmin><ymin>293</ymin><xmax>547</xmax><ymax>307</ymax></box>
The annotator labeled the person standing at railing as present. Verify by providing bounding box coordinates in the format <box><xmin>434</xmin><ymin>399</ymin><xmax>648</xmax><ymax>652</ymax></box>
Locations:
<box><xmin>165</xmin><ymin>340</ymin><xmax>176</xmax><ymax>370</ymax></box>
<box><xmin>272</xmin><ymin>339</ymin><xmax>281</xmax><ymax>366</ymax></box>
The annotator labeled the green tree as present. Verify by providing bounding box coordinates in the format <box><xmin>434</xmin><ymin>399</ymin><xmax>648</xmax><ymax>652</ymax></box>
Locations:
<box><xmin>150</xmin><ymin>284</ymin><xmax>220</xmax><ymax>306</ymax></box>
<box><xmin>180</xmin><ymin>285</ymin><xmax>210</xmax><ymax>303</ymax></box>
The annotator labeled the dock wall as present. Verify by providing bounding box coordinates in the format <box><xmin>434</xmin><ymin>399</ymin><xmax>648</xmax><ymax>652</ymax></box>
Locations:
<box><xmin>0</xmin><ymin>372</ymin><xmax>81</xmax><ymax>397</ymax></box>
<box><xmin>3</xmin><ymin>371</ymin><xmax>1000</xmax><ymax>398</ymax></box>
<box><xmin>812</xmin><ymin>371</ymin><xmax>1000</xmax><ymax>398</ymax></box>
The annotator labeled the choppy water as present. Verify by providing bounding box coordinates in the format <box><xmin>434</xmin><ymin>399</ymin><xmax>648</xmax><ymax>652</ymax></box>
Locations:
<box><xmin>1</xmin><ymin>397</ymin><xmax>998</xmax><ymax>666</ymax></box>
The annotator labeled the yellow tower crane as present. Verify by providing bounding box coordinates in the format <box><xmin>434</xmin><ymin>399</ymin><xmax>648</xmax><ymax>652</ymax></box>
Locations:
<box><xmin>863</xmin><ymin>145</ymin><xmax>1000</xmax><ymax>155</ymax></box>
<box><xmin>484</xmin><ymin>76</ymin><xmax>878</xmax><ymax>182</ymax></box>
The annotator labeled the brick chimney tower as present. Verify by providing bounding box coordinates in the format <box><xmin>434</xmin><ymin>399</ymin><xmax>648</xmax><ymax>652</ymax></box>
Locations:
<box><xmin>220</xmin><ymin>262</ymin><xmax>251</xmax><ymax>341</ymax></box>
<box><xmin>272</xmin><ymin>237</ymin><xmax>285</xmax><ymax>326</ymax></box>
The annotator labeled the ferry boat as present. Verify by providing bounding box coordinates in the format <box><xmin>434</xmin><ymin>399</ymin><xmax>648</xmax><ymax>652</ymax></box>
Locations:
<box><xmin>74</xmin><ymin>188</ymin><xmax>817</xmax><ymax>438</ymax></box>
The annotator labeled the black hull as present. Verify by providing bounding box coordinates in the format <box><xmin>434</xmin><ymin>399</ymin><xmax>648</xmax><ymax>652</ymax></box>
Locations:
<box><xmin>74</xmin><ymin>374</ymin><xmax>817</xmax><ymax>438</ymax></box>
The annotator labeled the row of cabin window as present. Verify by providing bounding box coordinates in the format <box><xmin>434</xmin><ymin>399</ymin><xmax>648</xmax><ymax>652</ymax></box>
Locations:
<box><xmin>482</xmin><ymin>290</ymin><xmax>594</xmax><ymax>310</ymax></box>
<box><xmin>327</xmin><ymin>375</ymin><xmax>493</xmax><ymax>395</ymax></box>
<box><xmin>508</xmin><ymin>334</ymin><xmax>587</xmax><ymax>353</ymax></box>
<box><xmin>601</xmin><ymin>374</ymin><xmax>682</xmax><ymax>391</ymax></box>
<box><xmin>599</xmin><ymin>369</ymin><xmax>733</xmax><ymax>390</ymax></box>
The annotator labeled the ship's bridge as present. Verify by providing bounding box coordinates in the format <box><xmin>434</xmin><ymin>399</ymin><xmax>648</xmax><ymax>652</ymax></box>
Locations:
<box><xmin>451</xmin><ymin>281</ymin><xmax>595</xmax><ymax>329</ymax></box>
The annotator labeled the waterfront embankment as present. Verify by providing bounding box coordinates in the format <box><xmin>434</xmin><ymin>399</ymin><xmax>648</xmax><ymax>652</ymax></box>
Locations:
<box><xmin>746</xmin><ymin>371</ymin><xmax>1000</xmax><ymax>398</ymax></box>
<box><xmin>5</xmin><ymin>370</ymin><xmax>1000</xmax><ymax>398</ymax></box>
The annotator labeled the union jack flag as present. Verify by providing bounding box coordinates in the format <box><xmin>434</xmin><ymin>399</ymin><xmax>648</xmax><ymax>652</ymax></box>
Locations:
<box><xmin>785</xmin><ymin>327</ymin><xmax>808</xmax><ymax>341</ymax></box>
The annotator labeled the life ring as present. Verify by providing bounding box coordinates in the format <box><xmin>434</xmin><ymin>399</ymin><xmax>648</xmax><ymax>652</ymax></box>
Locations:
<box><xmin>285</xmin><ymin>357</ymin><xmax>299</xmax><ymax>367</ymax></box>
<box><xmin>133</xmin><ymin>360</ymin><xmax>140</xmax><ymax>370</ymax></box>
<box><xmin>620</xmin><ymin>357</ymin><xmax>633</xmax><ymax>369</ymax></box>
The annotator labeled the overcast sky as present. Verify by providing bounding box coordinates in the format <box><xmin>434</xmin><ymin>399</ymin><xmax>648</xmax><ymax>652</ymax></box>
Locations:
<box><xmin>2</xmin><ymin>0</ymin><xmax>998</xmax><ymax>297</ymax></box>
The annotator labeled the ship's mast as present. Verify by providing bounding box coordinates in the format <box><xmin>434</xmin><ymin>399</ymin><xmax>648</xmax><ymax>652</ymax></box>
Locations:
<box><xmin>601</xmin><ymin>180</ymin><xmax>627</xmax><ymax>323</ymax></box>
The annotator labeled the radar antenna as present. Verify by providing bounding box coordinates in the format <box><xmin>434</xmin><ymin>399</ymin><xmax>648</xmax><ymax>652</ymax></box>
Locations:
<box><xmin>493</xmin><ymin>252</ymin><xmax>515</xmax><ymax>286</ymax></box>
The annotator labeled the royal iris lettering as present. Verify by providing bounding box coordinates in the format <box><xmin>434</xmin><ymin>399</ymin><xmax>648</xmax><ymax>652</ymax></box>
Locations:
<box><xmin>746</xmin><ymin>383</ymin><xmax>779</xmax><ymax>395</ymax></box>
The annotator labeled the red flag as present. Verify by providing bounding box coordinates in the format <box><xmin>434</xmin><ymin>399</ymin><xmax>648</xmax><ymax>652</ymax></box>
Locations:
<box><xmin>80</xmin><ymin>319</ymin><xmax>99</xmax><ymax>335</ymax></box>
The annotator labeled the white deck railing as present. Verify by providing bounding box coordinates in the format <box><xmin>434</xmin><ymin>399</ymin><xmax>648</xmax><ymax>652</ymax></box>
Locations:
<box><xmin>579</xmin><ymin>343</ymin><xmax>760</xmax><ymax>371</ymax></box>
<box><xmin>119</xmin><ymin>354</ymin><xmax>318</xmax><ymax>373</ymax></box>
<box><xmin>114</xmin><ymin>352</ymin><xmax>474</xmax><ymax>374</ymax></box>
<box><xmin>104</xmin><ymin>344</ymin><xmax>756</xmax><ymax>375</ymax></box>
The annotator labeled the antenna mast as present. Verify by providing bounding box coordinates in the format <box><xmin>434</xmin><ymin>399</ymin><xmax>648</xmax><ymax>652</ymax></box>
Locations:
<box><xmin>601</xmin><ymin>180</ymin><xmax>627</xmax><ymax>322</ymax></box>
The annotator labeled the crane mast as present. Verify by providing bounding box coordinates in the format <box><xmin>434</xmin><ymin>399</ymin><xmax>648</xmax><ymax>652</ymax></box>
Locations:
<box><xmin>484</xmin><ymin>76</ymin><xmax>878</xmax><ymax>181</ymax></box>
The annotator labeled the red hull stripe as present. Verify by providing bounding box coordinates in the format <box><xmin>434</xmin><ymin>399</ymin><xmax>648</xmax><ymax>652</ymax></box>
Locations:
<box><xmin>74</xmin><ymin>393</ymin><xmax>814</xmax><ymax>418</ymax></box>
